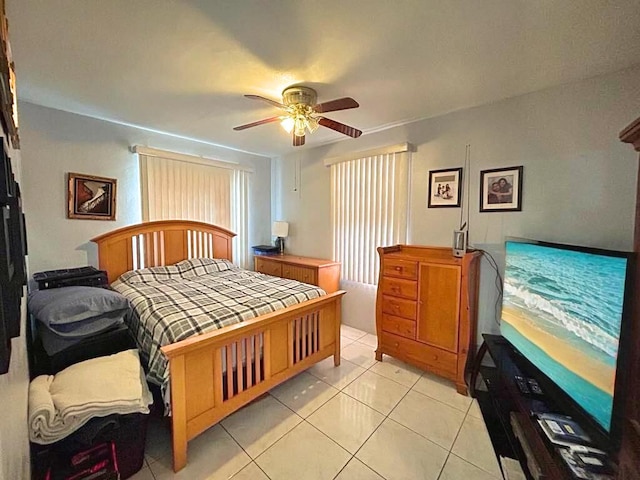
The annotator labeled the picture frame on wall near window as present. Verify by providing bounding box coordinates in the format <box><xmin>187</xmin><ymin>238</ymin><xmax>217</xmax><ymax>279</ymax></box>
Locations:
<box><xmin>67</xmin><ymin>172</ymin><xmax>117</xmax><ymax>220</ymax></box>
<box><xmin>428</xmin><ymin>167</ymin><xmax>463</xmax><ymax>208</ymax></box>
<box><xmin>480</xmin><ymin>166</ymin><xmax>523</xmax><ymax>212</ymax></box>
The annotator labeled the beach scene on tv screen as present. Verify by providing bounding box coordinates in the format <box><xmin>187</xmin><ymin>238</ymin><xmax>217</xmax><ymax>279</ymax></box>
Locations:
<box><xmin>501</xmin><ymin>241</ymin><xmax>627</xmax><ymax>431</ymax></box>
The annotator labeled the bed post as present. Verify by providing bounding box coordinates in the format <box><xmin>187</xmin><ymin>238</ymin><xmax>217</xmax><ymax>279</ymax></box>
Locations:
<box><xmin>334</xmin><ymin>295</ymin><xmax>342</xmax><ymax>367</ymax></box>
<box><xmin>169</xmin><ymin>355</ymin><xmax>188</xmax><ymax>471</ymax></box>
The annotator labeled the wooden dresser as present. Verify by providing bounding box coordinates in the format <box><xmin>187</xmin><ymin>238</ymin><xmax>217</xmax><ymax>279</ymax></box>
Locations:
<box><xmin>254</xmin><ymin>254</ymin><xmax>341</xmax><ymax>293</ymax></box>
<box><xmin>375</xmin><ymin>245</ymin><xmax>481</xmax><ymax>394</ymax></box>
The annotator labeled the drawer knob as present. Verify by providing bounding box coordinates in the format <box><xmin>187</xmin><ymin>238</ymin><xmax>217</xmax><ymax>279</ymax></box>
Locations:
<box><xmin>395</xmin><ymin>266</ymin><xmax>402</xmax><ymax>271</ymax></box>
<box><xmin>394</xmin><ymin>342</ymin><xmax>399</xmax><ymax>348</ymax></box>
<box><xmin>391</xmin><ymin>286</ymin><xmax>400</xmax><ymax>292</ymax></box>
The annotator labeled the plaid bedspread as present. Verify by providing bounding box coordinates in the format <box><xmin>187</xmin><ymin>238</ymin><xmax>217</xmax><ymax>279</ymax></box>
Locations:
<box><xmin>112</xmin><ymin>258</ymin><xmax>326</xmax><ymax>395</ymax></box>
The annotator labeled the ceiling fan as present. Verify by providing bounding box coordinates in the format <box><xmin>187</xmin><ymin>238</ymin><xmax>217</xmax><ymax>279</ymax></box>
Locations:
<box><xmin>233</xmin><ymin>86</ymin><xmax>362</xmax><ymax>146</ymax></box>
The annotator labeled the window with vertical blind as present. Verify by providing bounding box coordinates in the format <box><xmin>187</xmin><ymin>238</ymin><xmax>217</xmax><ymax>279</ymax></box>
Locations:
<box><xmin>327</xmin><ymin>143</ymin><xmax>413</xmax><ymax>285</ymax></box>
<box><xmin>135</xmin><ymin>146</ymin><xmax>252</xmax><ymax>269</ymax></box>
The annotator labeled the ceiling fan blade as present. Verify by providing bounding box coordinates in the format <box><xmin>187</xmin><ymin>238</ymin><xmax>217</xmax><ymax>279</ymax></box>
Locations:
<box><xmin>293</xmin><ymin>133</ymin><xmax>305</xmax><ymax>147</ymax></box>
<box><xmin>314</xmin><ymin>97</ymin><xmax>359</xmax><ymax>113</ymax></box>
<box><xmin>233</xmin><ymin>116</ymin><xmax>282</xmax><ymax>131</ymax></box>
<box><xmin>318</xmin><ymin>117</ymin><xmax>362</xmax><ymax>138</ymax></box>
<box><xmin>245</xmin><ymin>94</ymin><xmax>286</xmax><ymax>110</ymax></box>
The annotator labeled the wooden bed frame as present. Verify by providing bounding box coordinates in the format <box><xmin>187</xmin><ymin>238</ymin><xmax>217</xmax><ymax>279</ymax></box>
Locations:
<box><xmin>91</xmin><ymin>220</ymin><xmax>345</xmax><ymax>472</ymax></box>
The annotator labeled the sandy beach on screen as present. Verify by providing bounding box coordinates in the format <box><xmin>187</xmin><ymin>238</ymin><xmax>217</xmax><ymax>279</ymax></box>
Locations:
<box><xmin>502</xmin><ymin>307</ymin><xmax>614</xmax><ymax>395</ymax></box>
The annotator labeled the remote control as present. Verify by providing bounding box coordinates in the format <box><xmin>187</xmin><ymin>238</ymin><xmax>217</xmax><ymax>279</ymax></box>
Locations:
<box><xmin>527</xmin><ymin>378</ymin><xmax>543</xmax><ymax>395</ymax></box>
<box><xmin>514</xmin><ymin>375</ymin><xmax>530</xmax><ymax>394</ymax></box>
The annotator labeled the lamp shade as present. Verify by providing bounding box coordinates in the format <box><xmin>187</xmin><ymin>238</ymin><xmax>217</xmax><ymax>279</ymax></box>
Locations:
<box><xmin>272</xmin><ymin>221</ymin><xmax>289</xmax><ymax>238</ymax></box>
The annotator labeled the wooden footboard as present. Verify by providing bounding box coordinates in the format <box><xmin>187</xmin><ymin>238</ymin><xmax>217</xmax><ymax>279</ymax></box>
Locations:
<box><xmin>161</xmin><ymin>290</ymin><xmax>344</xmax><ymax>472</ymax></box>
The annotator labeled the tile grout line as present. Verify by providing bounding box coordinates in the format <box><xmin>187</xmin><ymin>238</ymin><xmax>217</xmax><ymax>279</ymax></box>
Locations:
<box><xmin>143</xmin><ymin>457</ymin><xmax>158</xmax><ymax>480</ymax></box>
<box><xmin>342</xmin><ymin>371</ymin><xmax>418</xmax><ymax>480</ymax></box>
<box><xmin>219</xmin><ymin>421</ymin><xmax>256</xmax><ymax>478</ymax></box>
<box><xmin>433</xmin><ymin>402</ymin><xmax>471</xmax><ymax>480</ymax></box>
<box><xmin>450</xmin><ymin>406</ymin><xmax>504</xmax><ymax>479</ymax></box>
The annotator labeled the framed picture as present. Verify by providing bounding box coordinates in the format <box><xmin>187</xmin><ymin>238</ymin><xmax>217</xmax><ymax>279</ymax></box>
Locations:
<box><xmin>480</xmin><ymin>166</ymin><xmax>523</xmax><ymax>212</ymax></box>
<box><xmin>67</xmin><ymin>172</ymin><xmax>117</xmax><ymax>220</ymax></box>
<box><xmin>0</xmin><ymin>3</ymin><xmax>19</xmax><ymax>149</ymax></box>
<box><xmin>428</xmin><ymin>167</ymin><xmax>462</xmax><ymax>208</ymax></box>
<box><xmin>0</xmin><ymin>141</ymin><xmax>13</xmax><ymax>203</ymax></box>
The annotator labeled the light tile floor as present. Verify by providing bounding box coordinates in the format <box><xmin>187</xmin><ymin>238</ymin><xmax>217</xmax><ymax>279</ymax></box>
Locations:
<box><xmin>131</xmin><ymin>325</ymin><xmax>502</xmax><ymax>480</ymax></box>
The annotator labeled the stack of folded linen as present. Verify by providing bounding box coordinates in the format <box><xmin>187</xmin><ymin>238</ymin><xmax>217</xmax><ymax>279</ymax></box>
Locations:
<box><xmin>28</xmin><ymin>349</ymin><xmax>153</xmax><ymax>445</ymax></box>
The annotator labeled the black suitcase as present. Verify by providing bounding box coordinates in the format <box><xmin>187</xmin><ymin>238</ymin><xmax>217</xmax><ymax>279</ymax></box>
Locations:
<box><xmin>33</xmin><ymin>267</ymin><xmax>109</xmax><ymax>290</ymax></box>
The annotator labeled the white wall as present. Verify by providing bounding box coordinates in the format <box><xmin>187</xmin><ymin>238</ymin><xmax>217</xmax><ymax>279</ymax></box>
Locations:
<box><xmin>0</xmin><ymin>145</ymin><xmax>31</xmax><ymax>480</ymax></box>
<box><xmin>273</xmin><ymin>66</ymin><xmax>640</xmax><ymax>335</ymax></box>
<box><xmin>18</xmin><ymin>102</ymin><xmax>272</xmax><ymax>275</ymax></box>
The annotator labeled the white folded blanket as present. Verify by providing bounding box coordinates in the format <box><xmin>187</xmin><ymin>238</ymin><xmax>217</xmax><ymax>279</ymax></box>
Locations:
<box><xmin>28</xmin><ymin>349</ymin><xmax>153</xmax><ymax>445</ymax></box>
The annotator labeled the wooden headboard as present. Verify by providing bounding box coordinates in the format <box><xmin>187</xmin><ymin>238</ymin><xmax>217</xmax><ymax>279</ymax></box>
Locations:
<box><xmin>91</xmin><ymin>220</ymin><xmax>236</xmax><ymax>283</ymax></box>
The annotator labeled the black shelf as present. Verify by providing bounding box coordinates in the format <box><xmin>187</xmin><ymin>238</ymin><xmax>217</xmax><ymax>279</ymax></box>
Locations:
<box><xmin>470</xmin><ymin>334</ymin><xmax>585</xmax><ymax>479</ymax></box>
<box><xmin>477</xmin><ymin>366</ymin><xmax>518</xmax><ymax>458</ymax></box>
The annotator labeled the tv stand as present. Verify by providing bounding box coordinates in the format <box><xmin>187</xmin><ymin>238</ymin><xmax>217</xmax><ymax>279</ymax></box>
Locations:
<box><xmin>470</xmin><ymin>334</ymin><xmax>614</xmax><ymax>479</ymax></box>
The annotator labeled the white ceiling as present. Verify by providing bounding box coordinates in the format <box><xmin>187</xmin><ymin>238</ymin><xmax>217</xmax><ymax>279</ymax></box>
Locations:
<box><xmin>7</xmin><ymin>0</ymin><xmax>640</xmax><ymax>158</ymax></box>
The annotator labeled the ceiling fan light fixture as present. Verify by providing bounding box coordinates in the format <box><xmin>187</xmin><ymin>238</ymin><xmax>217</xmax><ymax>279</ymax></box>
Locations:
<box><xmin>294</xmin><ymin>116</ymin><xmax>306</xmax><ymax>137</ymax></box>
<box><xmin>280</xmin><ymin>116</ymin><xmax>295</xmax><ymax>133</ymax></box>
<box><xmin>306</xmin><ymin>116</ymin><xmax>320</xmax><ymax>133</ymax></box>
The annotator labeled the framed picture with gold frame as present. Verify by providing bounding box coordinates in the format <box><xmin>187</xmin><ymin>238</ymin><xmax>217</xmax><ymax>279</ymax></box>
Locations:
<box><xmin>0</xmin><ymin>1</ymin><xmax>18</xmax><ymax>149</ymax></box>
<box><xmin>67</xmin><ymin>172</ymin><xmax>117</xmax><ymax>220</ymax></box>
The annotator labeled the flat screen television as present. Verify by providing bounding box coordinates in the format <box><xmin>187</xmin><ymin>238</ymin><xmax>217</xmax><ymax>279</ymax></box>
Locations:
<box><xmin>500</xmin><ymin>238</ymin><xmax>633</xmax><ymax>441</ymax></box>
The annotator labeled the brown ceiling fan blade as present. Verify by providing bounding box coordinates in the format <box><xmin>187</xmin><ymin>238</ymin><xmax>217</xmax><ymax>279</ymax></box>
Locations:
<box><xmin>233</xmin><ymin>116</ymin><xmax>282</xmax><ymax>131</ymax></box>
<box><xmin>293</xmin><ymin>133</ymin><xmax>305</xmax><ymax>147</ymax></box>
<box><xmin>245</xmin><ymin>94</ymin><xmax>286</xmax><ymax>109</ymax></box>
<box><xmin>318</xmin><ymin>117</ymin><xmax>362</xmax><ymax>138</ymax></box>
<box><xmin>314</xmin><ymin>97</ymin><xmax>359</xmax><ymax>113</ymax></box>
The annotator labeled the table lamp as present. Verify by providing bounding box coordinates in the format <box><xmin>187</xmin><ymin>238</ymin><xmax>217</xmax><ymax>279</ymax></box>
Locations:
<box><xmin>272</xmin><ymin>221</ymin><xmax>289</xmax><ymax>254</ymax></box>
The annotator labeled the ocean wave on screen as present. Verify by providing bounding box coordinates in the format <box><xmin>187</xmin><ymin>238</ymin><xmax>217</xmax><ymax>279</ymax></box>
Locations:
<box><xmin>503</xmin><ymin>282</ymin><xmax>619</xmax><ymax>358</ymax></box>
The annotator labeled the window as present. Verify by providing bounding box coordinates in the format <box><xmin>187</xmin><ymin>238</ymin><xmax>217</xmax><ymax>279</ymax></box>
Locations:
<box><xmin>136</xmin><ymin>146</ymin><xmax>251</xmax><ymax>269</ymax></box>
<box><xmin>328</xmin><ymin>144</ymin><xmax>413</xmax><ymax>285</ymax></box>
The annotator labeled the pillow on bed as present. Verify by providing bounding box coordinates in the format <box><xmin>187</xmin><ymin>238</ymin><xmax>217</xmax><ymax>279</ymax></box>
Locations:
<box><xmin>118</xmin><ymin>264</ymin><xmax>182</xmax><ymax>284</ymax></box>
<box><xmin>177</xmin><ymin>258</ymin><xmax>238</xmax><ymax>277</ymax></box>
<box><xmin>28</xmin><ymin>286</ymin><xmax>130</xmax><ymax>328</ymax></box>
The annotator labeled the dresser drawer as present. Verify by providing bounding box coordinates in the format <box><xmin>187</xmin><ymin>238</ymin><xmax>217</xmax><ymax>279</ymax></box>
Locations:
<box><xmin>282</xmin><ymin>264</ymin><xmax>317</xmax><ymax>285</ymax></box>
<box><xmin>381</xmin><ymin>295</ymin><xmax>417</xmax><ymax>320</ymax></box>
<box><xmin>379</xmin><ymin>331</ymin><xmax>457</xmax><ymax>378</ymax></box>
<box><xmin>255</xmin><ymin>258</ymin><xmax>282</xmax><ymax>277</ymax></box>
<box><xmin>383</xmin><ymin>259</ymin><xmax>418</xmax><ymax>280</ymax></box>
<box><xmin>381</xmin><ymin>314</ymin><xmax>416</xmax><ymax>339</ymax></box>
<box><xmin>381</xmin><ymin>277</ymin><xmax>417</xmax><ymax>300</ymax></box>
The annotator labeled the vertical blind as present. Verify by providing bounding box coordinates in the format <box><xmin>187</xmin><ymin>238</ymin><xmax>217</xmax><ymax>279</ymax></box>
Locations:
<box><xmin>330</xmin><ymin>148</ymin><xmax>411</xmax><ymax>285</ymax></box>
<box><xmin>231</xmin><ymin>169</ymin><xmax>250</xmax><ymax>269</ymax></box>
<box><xmin>138</xmin><ymin>150</ymin><xmax>251</xmax><ymax>269</ymax></box>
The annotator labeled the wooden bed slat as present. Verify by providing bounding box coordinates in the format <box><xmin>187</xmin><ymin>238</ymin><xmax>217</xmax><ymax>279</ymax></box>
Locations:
<box><xmin>225</xmin><ymin>345</ymin><xmax>233</xmax><ymax>400</ymax></box>
<box><xmin>246</xmin><ymin>337</ymin><xmax>253</xmax><ymax>389</ymax></box>
<box><xmin>236</xmin><ymin>339</ymin><xmax>244</xmax><ymax>394</ymax></box>
<box><xmin>255</xmin><ymin>333</ymin><xmax>262</xmax><ymax>384</ymax></box>
<box><xmin>302</xmin><ymin>315</ymin><xmax>308</xmax><ymax>358</ymax></box>
<box><xmin>264</xmin><ymin>330</ymin><xmax>272</xmax><ymax>381</ymax></box>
